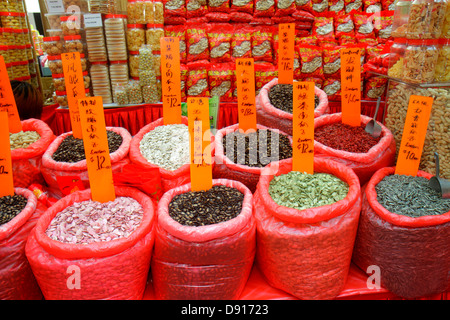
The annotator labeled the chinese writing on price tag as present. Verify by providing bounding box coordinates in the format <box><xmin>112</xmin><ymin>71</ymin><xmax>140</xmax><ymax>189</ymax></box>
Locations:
<box><xmin>278</xmin><ymin>23</ymin><xmax>295</xmax><ymax>84</ymax></box>
<box><xmin>235</xmin><ymin>58</ymin><xmax>257</xmax><ymax>132</ymax></box>
<box><xmin>292</xmin><ymin>81</ymin><xmax>315</xmax><ymax>174</ymax></box>
<box><xmin>0</xmin><ymin>111</ymin><xmax>14</xmax><ymax>197</ymax></box>
<box><xmin>78</xmin><ymin>96</ymin><xmax>116</xmax><ymax>203</ymax></box>
<box><xmin>340</xmin><ymin>47</ymin><xmax>361</xmax><ymax>127</ymax></box>
<box><xmin>395</xmin><ymin>95</ymin><xmax>433</xmax><ymax>177</ymax></box>
<box><xmin>0</xmin><ymin>56</ymin><xmax>22</xmax><ymax>133</ymax></box>
<box><xmin>161</xmin><ymin>37</ymin><xmax>182</xmax><ymax>125</ymax></box>
<box><xmin>62</xmin><ymin>52</ymin><xmax>86</xmax><ymax>139</ymax></box>
<box><xmin>187</xmin><ymin>97</ymin><xmax>212</xmax><ymax>192</ymax></box>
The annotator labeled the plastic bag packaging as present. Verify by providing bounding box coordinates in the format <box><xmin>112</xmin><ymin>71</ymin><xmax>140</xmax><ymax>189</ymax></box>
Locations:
<box><xmin>151</xmin><ymin>179</ymin><xmax>255</xmax><ymax>300</ymax></box>
<box><xmin>314</xmin><ymin>113</ymin><xmax>396</xmax><ymax>185</ymax></box>
<box><xmin>25</xmin><ymin>186</ymin><xmax>155</xmax><ymax>300</ymax></box>
<box><xmin>40</xmin><ymin>127</ymin><xmax>132</xmax><ymax>199</ymax></box>
<box><xmin>213</xmin><ymin>123</ymin><xmax>292</xmax><ymax>193</ymax></box>
<box><xmin>352</xmin><ymin>167</ymin><xmax>450</xmax><ymax>299</ymax></box>
<box><xmin>0</xmin><ymin>188</ymin><xmax>46</xmax><ymax>300</ymax></box>
<box><xmin>255</xmin><ymin>78</ymin><xmax>329</xmax><ymax>136</ymax></box>
<box><xmin>254</xmin><ymin>157</ymin><xmax>362</xmax><ymax>300</ymax></box>
<box><xmin>11</xmin><ymin>119</ymin><xmax>55</xmax><ymax>188</ymax></box>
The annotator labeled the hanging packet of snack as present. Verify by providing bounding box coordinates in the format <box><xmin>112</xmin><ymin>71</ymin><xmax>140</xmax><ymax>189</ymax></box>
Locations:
<box><xmin>208</xmin><ymin>0</ymin><xmax>231</xmax><ymax>12</ymax></box>
<box><xmin>353</xmin><ymin>11</ymin><xmax>375</xmax><ymax>38</ymax></box>
<box><xmin>208</xmin><ymin>62</ymin><xmax>234</xmax><ymax>101</ymax></box>
<box><xmin>254</xmin><ymin>0</ymin><xmax>276</xmax><ymax>17</ymax></box>
<box><xmin>186</xmin><ymin>23</ymin><xmax>210</xmax><ymax>62</ymax></box>
<box><xmin>334</xmin><ymin>11</ymin><xmax>355</xmax><ymax>38</ymax></box>
<box><xmin>251</xmin><ymin>26</ymin><xmax>273</xmax><ymax>62</ymax></box>
<box><xmin>313</xmin><ymin>12</ymin><xmax>335</xmax><ymax>40</ymax></box>
<box><xmin>231</xmin><ymin>0</ymin><xmax>254</xmax><ymax>14</ymax></box>
<box><xmin>323</xmin><ymin>45</ymin><xmax>343</xmax><ymax>79</ymax></box>
<box><xmin>328</xmin><ymin>0</ymin><xmax>345</xmax><ymax>13</ymax></box>
<box><xmin>207</xmin><ymin>23</ymin><xmax>233</xmax><ymax>63</ymax></box>
<box><xmin>298</xmin><ymin>44</ymin><xmax>324</xmax><ymax>78</ymax></box>
<box><xmin>231</xmin><ymin>24</ymin><xmax>253</xmax><ymax>60</ymax></box>
<box><xmin>186</xmin><ymin>60</ymin><xmax>210</xmax><ymax>97</ymax></box>
<box><xmin>275</xmin><ymin>0</ymin><xmax>296</xmax><ymax>17</ymax></box>
<box><xmin>163</xmin><ymin>0</ymin><xmax>187</xmax><ymax>17</ymax></box>
<box><xmin>165</xmin><ymin>24</ymin><xmax>187</xmax><ymax>64</ymax></box>
<box><xmin>373</xmin><ymin>10</ymin><xmax>394</xmax><ymax>42</ymax></box>
<box><xmin>344</xmin><ymin>0</ymin><xmax>363</xmax><ymax>13</ymax></box>
<box><xmin>311</xmin><ymin>0</ymin><xmax>329</xmax><ymax>14</ymax></box>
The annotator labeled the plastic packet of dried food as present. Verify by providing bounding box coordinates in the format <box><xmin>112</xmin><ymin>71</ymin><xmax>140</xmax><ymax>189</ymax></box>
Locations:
<box><xmin>313</xmin><ymin>12</ymin><xmax>336</xmax><ymax>40</ymax></box>
<box><xmin>363</xmin><ymin>0</ymin><xmax>381</xmax><ymax>13</ymax></box>
<box><xmin>250</xmin><ymin>17</ymin><xmax>273</xmax><ymax>25</ymax></box>
<box><xmin>275</xmin><ymin>0</ymin><xmax>296</xmax><ymax>17</ymax></box>
<box><xmin>366</xmin><ymin>44</ymin><xmax>383</xmax><ymax>62</ymax></box>
<box><xmin>302</xmin><ymin>76</ymin><xmax>324</xmax><ymax>88</ymax></box>
<box><xmin>186</xmin><ymin>23</ymin><xmax>210</xmax><ymax>62</ymax></box>
<box><xmin>323</xmin><ymin>45</ymin><xmax>343</xmax><ymax>79</ymax></box>
<box><xmin>271</xmin><ymin>15</ymin><xmax>296</xmax><ymax>24</ymax></box>
<box><xmin>295</xmin><ymin>21</ymin><xmax>313</xmax><ymax>31</ymax></box>
<box><xmin>339</xmin><ymin>34</ymin><xmax>357</xmax><ymax>45</ymax></box>
<box><xmin>231</xmin><ymin>24</ymin><xmax>253</xmax><ymax>60</ymax></box>
<box><xmin>208</xmin><ymin>0</ymin><xmax>230</xmax><ymax>12</ymax></box>
<box><xmin>254</xmin><ymin>0</ymin><xmax>275</xmax><ymax>17</ymax></box>
<box><xmin>311</xmin><ymin>0</ymin><xmax>329</xmax><ymax>14</ymax></box>
<box><xmin>344</xmin><ymin>0</ymin><xmax>363</xmax><ymax>13</ymax></box>
<box><xmin>298</xmin><ymin>44</ymin><xmax>324</xmax><ymax>78</ymax></box>
<box><xmin>186</xmin><ymin>0</ymin><xmax>208</xmax><ymax>18</ymax></box>
<box><xmin>251</xmin><ymin>26</ymin><xmax>273</xmax><ymax>62</ymax></box>
<box><xmin>208</xmin><ymin>63</ymin><xmax>234</xmax><ymax>101</ymax></box>
<box><xmin>164</xmin><ymin>16</ymin><xmax>187</xmax><ymax>24</ymax></box>
<box><xmin>363</xmin><ymin>75</ymin><xmax>387</xmax><ymax>100</ymax></box>
<box><xmin>353</xmin><ymin>11</ymin><xmax>375</xmax><ymax>38</ymax></box>
<box><xmin>322</xmin><ymin>77</ymin><xmax>341</xmax><ymax>100</ymax></box>
<box><xmin>231</xmin><ymin>0</ymin><xmax>253</xmax><ymax>14</ymax></box>
<box><xmin>292</xmin><ymin>9</ymin><xmax>315</xmax><ymax>21</ymax></box>
<box><xmin>356</xmin><ymin>33</ymin><xmax>378</xmax><ymax>46</ymax></box>
<box><xmin>164</xmin><ymin>24</ymin><xmax>187</xmax><ymax>64</ymax></box>
<box><xmin>318</xmin><ymin>38</ymin><xmax>338</xmax><ymax>47</ymax></box>
<box><xmin>187</xmin><ymin>60</ymin><xmax>210</xmax><ymax>97</ymax></box>
<box><xmin>297</xmin><ymin>35</ymin><xmax>318</xmax><ymax>46</ymax></box>
<box><xmin>230</xmin><ymin>11</ymin><xmax>253</xmax><ymax>22</ymax></box>
<box><xmin>373</xmin><ymin>10</ymin><xmax>394</xmax><ymax>43</ymax></box>
<box><xmin>381</xmin><ymin>0</ymin><xmax>395</xmax><ymax>10</ymax></box>
<box><xmin>206</xmin><ymin>11</ymin><xmax>231</xmax><ymax>22</ymax></box>
<box><xmin>334</xmin><ymin>11</ymin><xmax>355</xmax><ymax>38</ymax></box>
<box><xmin>163</xmin><ymin>0</ymin><xmax>187</xmax><ymax>17</ymax></box>
<box><xmin>255</xmin><ymin>62</ymin><xmax>277</xmax><ymax>95</ymax></box>
<box><xmin>180</xmin><ymin>64</ymin><xmax>188</xmax><ymax>101</ymax></box>
<box><xmin>328</xmin><ymin>0</ymin><xmax>345</xmax><ymax>13</ymax></box>
<box><xmin>296</xmin><ymin>0</ymin><xmax>314</xmax><ymax>13</ymax></box>
<box><xmin>207</xmin><ymin>23</ymin><xmax>233</xmax><ymax>63</ymax></box>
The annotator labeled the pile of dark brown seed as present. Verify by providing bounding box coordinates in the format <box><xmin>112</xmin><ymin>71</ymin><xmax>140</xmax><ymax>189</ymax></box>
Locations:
<box><xmin>52</xmin><ymin>130</ymin><xmax>123</xmax><ymax>163</ymax></box>
<box><xmin>168</xmin><ymin>185</ymin><xmax>244</xmax><ymax>227</ymax></box>
<box><xmin>268</xmin><ymin>83</ymin><xmax>320</xmax><ymax>113</ymax></box>
<box><xmin>0</xmin><ymin>194</ymin><xmax>28</xmax><ymax>225</ymax></box>
<box><xmin>222</xmin><ymin>129</ymin><xmax>292</xmax><ymax>167</ymax></box>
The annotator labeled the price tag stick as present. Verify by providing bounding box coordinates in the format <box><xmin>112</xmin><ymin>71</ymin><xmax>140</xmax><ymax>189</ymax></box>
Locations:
<box><xmin>395</xmin><ymin>95</ymin><xmax>433</xmax><ymax>177</ymax></box>
<box><xmin>187</xmin><ymin>97</ymin><xmax>213</xmax><ymax>192</ymax></box>
<box><xmin>161</xmin><ymin>37</ymin><xmax>182</xmax><ymax>125</ymax></box>
<box><xmin>292</xmin><ymin>81</ymin><xmax>315</xmax><ymax>174</ymax></box>
<box><xmin>0</xmin><ymin>111</ymin><xmax>14</xmax><ymax>197</ymax></box>
<box><xmin>62</xmin><ymin>52</ymin><xmax>86</xmax><ymax>139</ymax></box>
<box><xmin>235</xmin><ymin>58</ymin><xmax>257</xmax><ymax>133</ymax></box>
<box><xmin>278</xmin><ymin>23</ymin><xmax>295</xmax><ymax>85</ymax></box>
<box><xmin>0</xmin><ymin>56</ymin><xmax>22</xmax><ymax>133</ymax></box>
<box><xmin>340</xmin><ymin>47</ymin><xmax>362</xmax><ymax>127</ymax></box>
<box><xmin>78</xmin><ymin>96</ymin><xmax>116</xmax><ymax>203</ymax></box>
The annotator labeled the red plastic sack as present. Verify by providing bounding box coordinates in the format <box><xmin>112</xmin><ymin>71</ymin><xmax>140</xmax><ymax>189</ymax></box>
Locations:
<box><xmin>0</xmin><ymin>188</ymin><xmax>46</xmax><ymax>300</ymax></box>
<box><xmin>314</xmin><ymin>113</ymin><xmax>396</xmax><ymax>185</ymax></box>
<box><xmin>254</xmin><ymin>157</ymin><xmax>362</xmax><ymax>300</ymax></box>
<box><xmin>213</xmin><ymin>124</ymin><xmax>292</xmax><ymax>193</ymax></box>
<box><xmin>25</xmin><ymin>186</ymin><xmax>155</xmax><ymax>300</ymax></box>
<box><xmin>256</xmin><ymin>78</ymin><xmax>329</xmax><ymax>136</ymax></box>
<box><xmin>11</xmin><ymin>119</ymin><xmax>55</xmax><ymax>188</ymax></box>
<box><xmin>352</xmin><ymin>167</ymin><xmax>450</xmax><ymax>299</ymax></box>
<box><xmin>40</xmin><ymin>127</ymin><xmax>131</xmax><ymax>199</ymax></box>
<box><xmin>152</xmin><ymin>179</ymin><xmax>256</xmax><ymax>300</ymax></box>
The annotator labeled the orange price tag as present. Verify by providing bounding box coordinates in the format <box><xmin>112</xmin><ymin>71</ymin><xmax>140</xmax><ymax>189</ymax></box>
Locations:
<box><xmin>62</xmin><ymin>52</ymin><xmax>86</xmax><ymax>139</ymax></box>
<box><xmin>292</xmin><ymin>81</ymin><xmax>315</xmax><ymax>174</ymax></box>
<box><xmin>78</xmin><ymin>96</ymin><xmax>115</xmax><ymax>203</ymax></box>
<box><xmin>0</xmin><ymin>56</ymin><xmax>22</xmax><ymax>133</ymax></box>
<box><xmin>235</xmin><ymin>58</ymin><xmax>257</xmax><ymax>132</ymax></box>
<box><xmin>161</xmin><ymin>37</ymin><xmax>182</xmax><ymax>125</ymax></box>
<box><xmin>0</xmin><ymin>111</ymin><xmax>14</xmax><ymax>197</ymax></box>
<box><xmin>395</xmin><ymin>95</ymin><xmax>433</xmax><ymax>177</ymax></box>
<box><xmin>187</xmin><ymin>97</ymin><xmax>213</xmax><ymax>192</ymax></box>
<box><xmin>340</xmin><ymin>47</ymin><xmax>362</xmax><ymax>127</ymax></box>
<box><xmin>278</xmin><ymin>23</ymin><xmax>295</xmax><ymax>84</ymax></box>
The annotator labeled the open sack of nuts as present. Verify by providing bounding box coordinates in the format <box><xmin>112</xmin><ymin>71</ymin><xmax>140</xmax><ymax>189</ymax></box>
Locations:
<box><xmin>314</xmin><ymin>113</ymin><xmax>396</xmax><ymax>186</ymax></box>
<box><xmin>151</xmin><ymin>179</ymin><xmax>255</xmax><ymax>300</ymax></box>
<box><xmin>40</xmin><ymin>127</ymin><xmax>132</xmax><ymax>199</ymax></box>
<box><xmin>0</xmin><ymin>188</ymin><xmax>47</xmax><ymax>300</ymax></box>
<box><xmin>254</xmin><ymin>157</ymin><xmax>361</xmax><ymax>300</ymax></box>
<box><xmin>213</xmin><ymin>124</ymin><xmax>293</xmax><ymax>193</ymax></box>
<box><xmin>352</xmin><ymin>167</ymin><xmax>450</xmax><ymax>299</ymax></box>
<box><xmin>10</xmin><ymin>119</ymin><xmax>55</xmax><ymax>188</ymax></box>
<box><xmin>25</xmin><ymin>186</ymin><xmax>155</xmax><ymax>300</ymax></box>
<box><xmin>129</xmin><ymin>117</ymin><xmax>215</xmax><ymax>193</ymax></box>
<box><xmin>255</xmin><ymin>78</ymin><xmax>329</xmax><ymax>136</ymax></box>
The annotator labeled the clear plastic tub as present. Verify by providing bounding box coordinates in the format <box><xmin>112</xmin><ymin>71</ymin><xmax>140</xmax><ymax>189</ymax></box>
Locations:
<box><xmin>42</xmin><ymin>36</ymin><xmax>65</xmax><ymax>56</ymax></box>
<box><xmin>403</xmin><ymin>38</ymin><xmax>439</xmax><ymax>83</ymax></box>
<box><xmin>0</xmin><ymin>27</ymin><xmax>14</xmax><ymax>45</ymax></box>
<box><xmin>388</xmin><ymin>37</ymin><xmax>407</xmax><ymax>78</ymax></box>
<box><xmin>0</xmin><ymin>11</ymin><xmax>26</xmax><ymax>29</ymax></box>
<box><xmin>85</xmin><ymin>26</ymin><xmax>108</xmax><ymax>62</ymax></box>
<box><xmin>391</xmin><ymin>0</ymin><xmax>412</xmax><ymax>38</ymax></box>
<box><xmin>47</xmin><ymin>55</ymin><xmax>63</xmax><ymax>74</ymax></box>
<box><xmin>90</xmin><ymin>61</ymin><xmax>113</xmax><ymax>104</ymax></box>
<box><xmin>104</xmin><ymin>14</ymin><xmax>128</xmax><ymax>61</ymax></box>
<box><xmin>64</xmin><ymin>35</ymin><xmax>84</xmax><ymax>54</ymax></box>
<box><xmin>128</xmin><ymin>50</ymin><xmax>140</xmax><ymax>78</ymax></box>
<box><xmin>406</xmin><ymin>0</ymin><xmax>447</xmax><ymax>39</ymax></box>
<box><xmin>434</xmin><ymin>38</ymin><xmax>450</xmax><ymax>82</ymax></box>
<box><xmin>60</xmin><ymin>15</ymin><xmax>81</xmax><ymax>36</ymax></box>
<box><xmin>126</xmin><ymin>24</ymin><xmax>145</xmax><ymax>51</ymax></box>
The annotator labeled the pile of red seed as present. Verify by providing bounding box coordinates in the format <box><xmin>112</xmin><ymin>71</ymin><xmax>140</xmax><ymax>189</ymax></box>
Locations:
<box><xmin>314</xmin><ymin>123</ymin><xmax>381</xmax><ymax>153</ymax></box>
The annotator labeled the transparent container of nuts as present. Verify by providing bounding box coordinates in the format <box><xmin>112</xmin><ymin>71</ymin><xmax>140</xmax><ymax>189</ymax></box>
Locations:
<box><xmin>14</xmin><ymin>28</ymin><xmax>31</xmax><ymax>46</ymax></box>
<box><xmin>126</xmin><ymin>23</ymin><xmax>145</xmax><ymax>51</ymax></box>
<box><xmin>90</xmin><ymin>61</ymin><xmax>113</xmax><ymax>104</ymax></box>
<box><xmin>64</xmin><ymin>35</ymin><xmax>85</xmax><ymax>54</ymax></box>
<box><xmin>8</xmin><ymin>45</ymin><xmax>27</xmax><ymax>63</ymax></box>
<box><xmin>113</xmin><ymin>82</ymin><xmax>129</xmax><ymax>105</ymax></box>
<box><xmin>11</xmin><ymin>61</ymin><xmax>30</xmax><ymax>78</ymax></box>
<box><xmin>127</xmin><ymin>78</ymin><xmax>143</xmax><ymax>104</ymax></box>
<box><xmin>109</xmin><ymin>60</ymin><xmax>129</xmax><ymax>91</ymax></box>
<box><xmin>145</xmin><ymin>24</ymin><xmax>164</xmax><ymax>52</ymax></box>
<box><xmin>434</xmin><ymin>38</ymin><xmax>450</xmax><ymax>82</ymax></box>
<box><xmin>0</xmin><ymin>12</ymin><xmax>26</xmax><ymax>29</ymax></box>
<box><xmin>45</xmin><ymin>13</ymin><xmax>65</xmax><ymax>30</ymax></box>
<box><xmin>0</xmin><ymin>45</ymin><xmax>11</xmax><ymax>63</ymax></box>
<box><xmin>128</xmin><ymin>50</ymin><xmax>140</xmax><ymax>78</ymax></box>
<box><xmin>403</xmin><ymin>38</ymin><xmax>439</xmax><ymax>83</ymax></box>
<box><xmin>388</xmin><ymin>37</ymin><xmax>407</xmax><ymax>78</ymax></box>
<box><xmin>104</xmin><ymin>14</ymin><xmax>128</xmax><ymax>61</ymax></box>
<box><xmin>62</xmin><ymin>0</ymin><xmax>89</xmax><ymax>12</ymax></box>
<box><xmin>153</xmin><ymin>0</ymin><xmax>164</xmax><ymax>25</ymax></box>
<box><xmin>60</xmin><ymin>15</ymin><xmax>82</xmax><ymax>36</ymax></box>
<box><xmin>47</xmin><ymin>55</ymin><xmax>63</xmax><ymax>74</ymax></box>
<box><xmin>42</xmin><ymin>36</ymin><xmax>65</xmax><ymax>56</ymax></box>
<box><xmin>85</xmin><ymin>26</ymin><xmax>108</xmax><ymax>62</ymax></box>
<box><xmin>52</xmin><ymin>73</ymin><xmax>66</xmax><ymax>92</ymax></box>
<box><xmin>55</xmin><ymin>90</ymin><xmax>68</xmax><ymax>108</ymax></box>
<box><xmin>406</xmin><ymin>0</ymin><xmax>447</xmax><ymax>39</ymax></box>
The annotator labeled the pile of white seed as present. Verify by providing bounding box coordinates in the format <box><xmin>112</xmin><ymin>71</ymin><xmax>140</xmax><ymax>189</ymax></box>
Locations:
<box><xmin>139</xmin><ymin>124</ymin><xmax>190</xmax><ymax>171</ymax></box>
